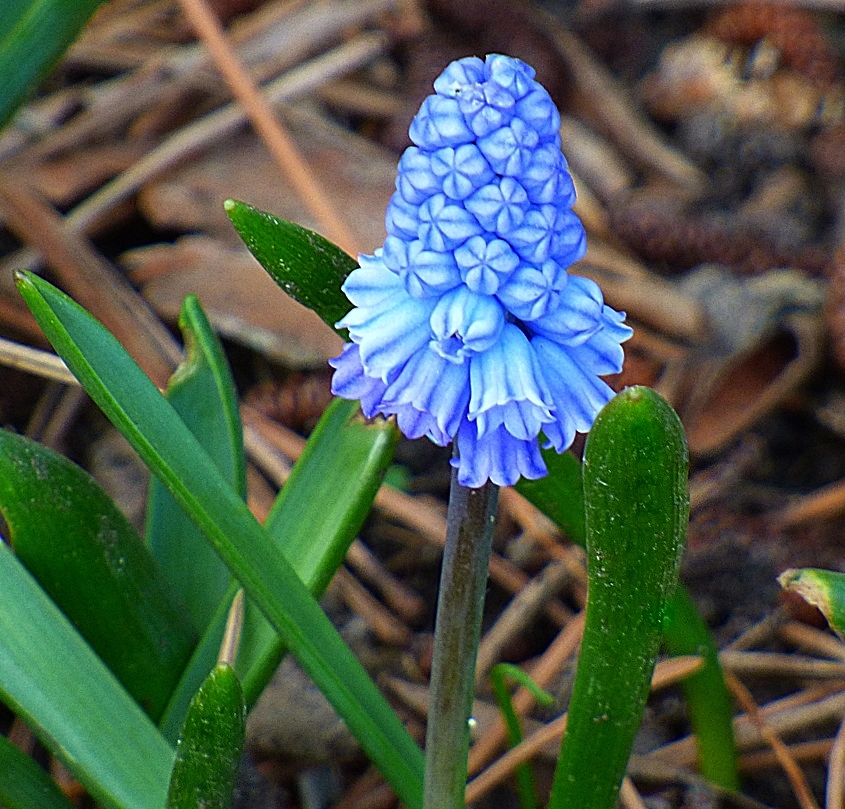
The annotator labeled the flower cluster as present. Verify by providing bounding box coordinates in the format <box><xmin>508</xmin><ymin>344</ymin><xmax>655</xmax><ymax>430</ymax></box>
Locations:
<box><xmin>331</xmin><ymin>54</ymin><xmax>632</xmax><ymax>488</ymax></box>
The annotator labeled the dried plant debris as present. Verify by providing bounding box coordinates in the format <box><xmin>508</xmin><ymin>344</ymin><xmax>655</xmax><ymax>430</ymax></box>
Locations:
<box><xmin>606</xmin><ymin>189</ymin><xmax>830</xmax><ymax>277</ymax></box>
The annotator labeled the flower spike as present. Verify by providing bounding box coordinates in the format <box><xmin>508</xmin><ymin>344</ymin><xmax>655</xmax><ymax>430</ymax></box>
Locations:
<box><xmin>331</xmin><ymin>54</ymin><xmax>632</xmax><ymax>488</ymax></box>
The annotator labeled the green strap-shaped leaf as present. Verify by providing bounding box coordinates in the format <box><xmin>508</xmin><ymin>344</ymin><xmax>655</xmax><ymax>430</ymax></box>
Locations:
<box><xmin>0</xmin><ymin>0</ymin><xmax>33</xmax><ymax>43</ymax></box>
<box><xmin>517</xmin><ymin>443</ymin><xmax>739</xmax><ymax>790</ymax></box>
<box><xmin>239</xmin><ymin>396</ymin><xmax>398</xmax><ymax>703</ymax></box>
<box><xmin>662</xmin><ymin>583</ymin><xmax>739</xmax><ymax>790</ymax></box>
<box><xmin>224</xmin><ymin>199</ymin><xmax>356</xmax><ymax>332</ymax></box>
<box><xmin>779</xmin><ymin>567</ymin><xmax>845</xmax><ymax>638</ymax></box>
<box><xmin>0</xmin><ymin>429</ymin><xmax>198</xmax><ymax>721</ymax></box>
<box><xmin>147</xmin><ymin>295</ymin><xmax>245</xmax><ymax>634</ymax></box>
<box><xmin>16</xmin><ymin>271</ymin><xmax>425</xmax><ymax>809</ymax></box>
<box><xmin>159</xmin><ymin>398</ymin><xmax>398</xmax><ymax>739</ymax></box>
<box><xmin>515</xmin><ymin>449</ymin><xmax>585</xmax><ymax>545</ymax></box>
<box><xmin>0</xmin><ymin>734</ymin><xmax>77</xmax><ymax>809</ymax></box>
<box><xmin>549</xmin><ymin>387</ymin><xmax>688</xmax><ymax>809</ymax></box>
<box><xmin>489</xmin><ymin>664</ymin><xmax>555</xmax><ymax>809</ymax></box>
<box><xmin>0</xmin><ymin>541</ymin><xmax>173</xmax><ymax>809</ymax></box>
<box><xmin>0</xmin><ymin>0</ymin><xmax>105</xmax><ymax>129</ymax></box>
<box><xmin>166</xmin><ymin>664</ymin><xmax>245</xmax><ymax>809</ymax></box>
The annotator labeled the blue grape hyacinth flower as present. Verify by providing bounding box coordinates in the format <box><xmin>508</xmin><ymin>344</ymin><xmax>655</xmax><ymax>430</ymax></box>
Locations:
<box><xmin>331</xmin><ymin>54</ymin><xmax>633</xmax><ymax>488</ymax></box>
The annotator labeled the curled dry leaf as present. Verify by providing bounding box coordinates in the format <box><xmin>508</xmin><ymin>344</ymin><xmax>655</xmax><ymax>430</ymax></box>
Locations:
<box><xmin>672</xmin><ymin>265</ymin><xmax>826</xmax><ymax>456</ymax></box>
<box><xmin>121</xmin><ymin>235</ymin><xmax>343</xmax><ymax>369</ymax></box>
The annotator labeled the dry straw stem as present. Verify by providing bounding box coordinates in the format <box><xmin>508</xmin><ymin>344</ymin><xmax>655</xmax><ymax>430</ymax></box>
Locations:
<box><xmin>726</xmin><ymin>672</ymin><xmax>821</xmax><ymax>809</ymax></box>
<box><xmin>776</xmin><ymin>478</ymin><xmax>845</xmax><ymax>527</ymax></box>
<box><xmin>0</xmin><ymin>180</ymin><xmax>182</xmax><ymax>387</ymax></box>
<box><xmin>11</xmin><ymin>0</ymin><xmax>385</xmax><ymax>165</ymax></box>
<box><xmin>827</xmin><ymin>716</ymin><xmax>845</xmax><ymax>809</ymax></box>
<box><xmin>0</xmin><ymin>337</ymin><xmax>77</xmax><ymax>386</ymax></box>
<box><xmin>742</xmin><ymin>740</ymin><xmax>833</xmax><ymax>774</ymax></box>
<box><xmin>345</xmin><ymin>540</ymin><xmax>425</xmax><ymax>625</ymax></box>
<box><xmin>332</xmin><ymin>568</ymin><xmax>412</xmax><ymax>647</ymax></box>
<box><xmin>652</xmin><ymin>683</ymin><xmax>845</xmax><ymax>767</ymax></box>
<box><xmin>779</xmin><ymin>622</ymin><xmax>845</xmax><ymax>662</ymax></box>
<box><xmin>618</xmin><ymin>778</ymin><xmax>649</xmax><ymax>809</ymax></box>
<box><xmin>218</xmin><ymin>589</ymin><xmax>245</xmax><ymax>666</ymax></box>
<box><xmin>726</xmin><ymin>607</ymin><xmax>789</xmax><ymax>652</ymax></box>
<box><xmin>465</xmin><ymin>656</ymin><xmax>704</xmax><ymax>804</ymax></box>
<box><xmin>175</xmin><ymin>0</ymin><xmax>360</xmax><ymax>256</ymax></box>
<box><xmin>1</xmin><ymin>34</ymin><xmax>387</xmax><ymax>280</ymax></box>
<box><xmin>721</xmin><ymin>651</ymin><xmax>845</xmax><ymax>680</ymax></box>
<box><xmin>474</xmin><ymin>559</ymin><xmax>575</xmax><ymax>685</ymax></box>
<box><xmin>530</xmin><ymin>5</ymin><xmax>706</xmax><ymax>191</ymax></box>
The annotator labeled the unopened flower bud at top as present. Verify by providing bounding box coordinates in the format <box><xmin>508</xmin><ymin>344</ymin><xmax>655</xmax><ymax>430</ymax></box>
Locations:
<box><xmin>331</xmin><ymin>54</ymin><xmax>632</xmax><ymax>488</ymax></box>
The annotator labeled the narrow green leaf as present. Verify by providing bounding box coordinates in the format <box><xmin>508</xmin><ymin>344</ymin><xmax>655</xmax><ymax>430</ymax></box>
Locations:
<box><xmin>224</xmin><ymin>199</ymin><xmax>356</xmax><ymax>332</ymax></box>
<box><xmin>489</xmin><ymin>663</ymin><xmax>555</xmax><ymax>708</ymax></box>
<box><xmin>239</xmin><ymin>397</ymin><xmax>398</xmax><ymax>704</ymax></box>
<box><xmin>147</xmin><ymin>295</ymin><xmax>244</xmax><ymax>633</ymax></box>
<box><xmin>0</xmin><ymin>0</ymin><xmax>105</xmax><ymax>129</ymax></box>
<box><xmin>159</xmin><ymin>398</ymin><xmax>397</xmax><ymax>740</ymax></box>
<box><xmin>549</xmin><ymin>387</ymin><xmax>688</xmax><ymax>809</ymax></box>
<box><xmin>779</xmin><ymin>567</ymin><xmax>845</xmax><ymax>638</ymax></box>
<box><xmin>662</xmin><ymin>584</ymin><xmax>740</xmax><ymax>790</ymax></box>
<box><xmin>515</xmin><ymin>448</ymin><xmax>585</xmax><ymax>544</ymax></box>
<box><xmin>489</xmin><ymin>664</ymin><xmax>555</xmax><ymax>809</ymax></box>
<box><xmin>0</xmin><ymin>541</ymin><xmax>173</xmax><ymax>809</ymax></box>
<box><xmin>166</xmin><ymin>664</ymin><xmax>245</xmax><ymax>809</ymax></box>
<box><xmin>0</xmin><ymin>734</ymin><xmax>77</xmax><ymax>809</ymax></box>
<box><xmin>0</xmin><ymin>429</ymin><xmax>197</xmax><ymax>721</ymax></box>
<box><xmin>16</xmin><ymin>271</ymin><xmax>425</xmax><ymax>809</ymax></box>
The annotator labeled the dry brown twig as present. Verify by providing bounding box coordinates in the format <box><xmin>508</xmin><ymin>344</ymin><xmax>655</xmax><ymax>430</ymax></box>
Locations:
<box><xmin>828</xmin><ymin>716</ymin><xmax>845</xmax><ymax>809</ymax></box>
<box><xmin>175</xmin><ymin>0</ymin><xmax>361</xmax><ymax>255</ymax></box>
<box><xmin>726</xmin><ymin>672</ymin><xmax>822</xmax><ymax>809</ymax></box>
<box><xmin>741</xmin><ymin>740</ymin><xmax>833</xmax><ymax>775</ymax></box>
<box><xmin>0</xmin><ymin>32</ymin><xmax>387</xmax><ymax>282</ymax></box>
<box><xmin>652</xmin><ymin>683</ymin><xmax>845</xmax><ymax>768</ymax></box>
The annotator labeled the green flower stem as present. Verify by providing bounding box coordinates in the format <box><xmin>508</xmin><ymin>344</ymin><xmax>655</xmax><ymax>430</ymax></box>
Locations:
<box><xmin>423</xmin><ymin>472</ymin><xmax>499</xmax><ymax>809</ymax></box>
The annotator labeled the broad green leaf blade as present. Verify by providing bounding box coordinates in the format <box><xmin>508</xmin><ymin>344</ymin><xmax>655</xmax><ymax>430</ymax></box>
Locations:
<box><xmin>166</xmin><ymin>664</ymin><xmax>245</xmax><ymax>809</ymax></box>
<box><xmin>549</xmin><ymin>387</ymin><xmax>688</xmax><ymax>809</ymax></box>
<box><xmin>779</xmin><ymin>567</ymin><xmax>845</xmax><ymax>637</ymax></box>
<box><xmin>147</xmin><ymin>295</ymin><xmax>244</xmax><ymax>633</ymax></box>
<box><xmin>0</xmin><ymin>541</ymin><xmax>174</xmax><ymax>809</ymax></box>
<box><xmin>16</xmin><ymin>271</ymin><xmax>425</xmax><ymax>809</ymax></box>
<box><xmin>0</xmin><ymin>0</ymin><xmax>104</xmax><ymax>129</ymax></box>
<box><xmin>159</xmin><ymin>398</ymin><xmax>397</xmax><ymax>740</ymax></box>
<box><xmin>0</xmin><ymin>734</ymin><xmax>77</xmax><ymax>809</ymax></box>
<box><xmin>0</xmin><ymin>1</ymin><xmax>33</xmax><ymax>43</ymax></box>
<box><xmin>516</xmin><ymin>441</ymin><xmax>739</xmax><ymax>790</ymax></box>
<box><xmin>224</xmin><ymin>199</ymin><xmax>356</xmax><ymax>332</ymax></box>
<box><xmin>0</xmin><ymin>429</ymin><xmax>197</xmax><ymax>721</ymax></box>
